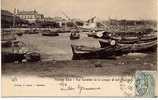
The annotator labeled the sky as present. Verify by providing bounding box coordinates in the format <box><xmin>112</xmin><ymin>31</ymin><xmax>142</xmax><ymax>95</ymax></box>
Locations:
<box><xmin>1</xmin><ymin>0</ymin><xmax>157</xmax><ymax>20</ymax></box>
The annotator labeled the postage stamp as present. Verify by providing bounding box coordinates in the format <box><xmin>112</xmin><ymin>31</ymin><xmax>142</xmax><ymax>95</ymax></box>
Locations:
<box><xmin>135</xmin><ymin>71</ymin><xmax>156</xmax><ymax>97</ymax></box>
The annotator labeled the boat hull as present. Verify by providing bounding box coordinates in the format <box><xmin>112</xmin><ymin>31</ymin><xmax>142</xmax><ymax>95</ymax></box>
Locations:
<box><xmin>99</xmin><ymin>39</ymin><xmax>157</xmax><ymax>53</ymax></box>
<box><xmin>71</xmin><ymin>45</ymin><xmax>125</xmax><ymax>60</ymax></box>
<box><xmin>70</xmin><ymin>33</ymin><xmax>80</xmax><ymax>40</ymax></box>
<box><xmin>42</xmin><ymin>32</ymin><xmax>59</xmax><ymax>36</ymax></box>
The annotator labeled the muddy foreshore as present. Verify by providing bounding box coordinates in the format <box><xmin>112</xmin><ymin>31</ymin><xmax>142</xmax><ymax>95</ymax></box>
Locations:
<box><xmin>2</xmin><ymin>54</ymin><xmax>157</xmax><ymax>78</ymax></box>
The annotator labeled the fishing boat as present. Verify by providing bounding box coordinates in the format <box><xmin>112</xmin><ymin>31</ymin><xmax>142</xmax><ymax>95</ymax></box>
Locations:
<box><xmin>110</xmin><ymin>33</ymin><xmax>157</xmax><ymax>43</ymax></box>
<box><xmin>70</xmin><ymin>32</ymin><xmax>80</xmax><ymax>40</ymax></box>
<box><xmin>71</xmin><ymin>44</ymin><xmax>128</xmax><ymax>60</ymax></box>
<box><xmin>42</xmin><ymin>30</ymin><xmax>59</xmax><ymax>36</ymax></box>
<box><xmin>87</xmin><ymin>31</ymin><xmax>104</xmax><ymax>38</ymax></box>
<box><xmin>100</xmin><ymin>30</ymin><xmax>157</xmax><ymax>43</ymax></box>
<box><xmin>16</xmin><ymin>32</ymin><xmax>23</xmax><ymax>36</ymax></box>
<box><xmin>139</xmin><ymin>34</ymin><xmax>157</xmax><ymax>42</ymax></box>
<box><xmin>25</xmin><ymin>29</ymin><xmax>39</xmax><ymax>34</ymax></box>
<box><xmin>99</xmin><ymin>39</ymin><xmax>157</xmax><ymax>53</ymax></box>
<box><xmin>118</xmin><ymin>40</ymin><xmax>157</xmax><ymax>52</ymax></box>
<box><xmin>2</xmin><ymin>51</ymin><xmax>41</xmax><ymax>63</ymax></box>
<box><xmin>2</xmin><ymin>40</ymin><xmax>41</xmax><ymax>63</ymax></box>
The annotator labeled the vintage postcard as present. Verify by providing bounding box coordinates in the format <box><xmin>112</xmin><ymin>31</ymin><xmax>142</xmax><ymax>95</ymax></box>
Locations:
<box><xmin>1</xmin><ymin>0</ymin><xmax>157</xmax><ymax>97</ymax></box>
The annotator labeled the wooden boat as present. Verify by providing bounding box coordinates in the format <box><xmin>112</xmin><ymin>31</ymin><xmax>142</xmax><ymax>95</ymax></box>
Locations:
<box><xmin>70</xmin><ymin>32</ymin><xmax>80</xmax><ymax>40</ymax></box>
<box><xmin>2</xmin><ymin>51</ymin><xmax>41</xmax><ymax>63</ymax></box>
<box><xmin>71</xmin><ymin>44</ymin><xmax>128</xmax><ymax>60</ymax></box>
<box><xmin>101</xmin><ymin>30</ymin><xmax>157</xmax><ymax>44</ymax></box>
<box><xmin>139</xmin><ymin>34</ymin><xmax>157</xmax><ymax>41</ymax></box>
<box><xmin>14</xmin><ymin>30</ymin><xmax>24</xmax><ymax>36</ymax></box>
<box><xmin>16</xmin><ymin>32</ymin><xmax>23</xmax><ymax>36</ymax></box>
<box><xmin>98</xmin><ymin>39</ymin><xmax>116</xmax><ymax>48</ymax></box>
<box><xmin>99</xmin><ymin>39</ymin><xmax>157</xmax><ymax>53</ymax></box>
<box><xmin>42</xmin><ymin>30</ymin><xmax>59</xmax><ymax>36</ymax></box>
<box><xmin>2</xmin><ymin>40</ymin><xmax>41</xmax><ymax>63</ymax></box>
<box><xmin>25</xmin><ymin>29</ymin><xmax>39</xmax><ymax>34</ymax></box>
<box><xmin>2</xmin><ymin>41</ymin><xmax>12</xmax><ymax>48</ymax></box>
<box><xmin>108</xmin><ymin>36</ymin><xmax>139</xmax><ymax>44</ymax></box>
<box><xmin>87</xmin><ymin>31</ymin><xmax>104</xmax><ymax>38</ymax></box>
<box><xmin>2</xmin><ymin>52</ymin><xmax>25</xmax><ymax>63</ymax></box>
<box><xmin>111</xmin><ymin>34</ymin><xmax>157</xmax><ymax>43</ymax></box>
<box><xmin>117</xmin><ymin>40</ymin><xmax>157</xmax><ymax>52</ymax></box>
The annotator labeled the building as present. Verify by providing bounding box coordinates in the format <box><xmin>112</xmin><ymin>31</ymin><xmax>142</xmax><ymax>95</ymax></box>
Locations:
<box><xmin>39</xmin><ymin>16</ymin><xmax>66</xmax><ymax>28</ymax></box>
<box><xmin>108</xmin><ymin>19</ymin><xmax>156</xmax><ymax>26</ymax></box>
<box><xmin>1</xmin><ymin>9</ymin><xmax>28</xmax><ymax>28</ymax></box>
<box><xmin>15</xmin><ymin>9</ymin><xmax>44</xmax><ymax>23</ymax></box>
<box><xmin>1</xmin><ymin>10</ymin><xmax>14</xmax><ymax>28</ymax></box>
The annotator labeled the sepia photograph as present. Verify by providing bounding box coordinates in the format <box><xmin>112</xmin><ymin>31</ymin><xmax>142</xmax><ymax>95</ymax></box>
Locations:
<box><xmin>1</xmin><ymin>0</ymin><xmax>157</xmax><ymax>97</ymax></box>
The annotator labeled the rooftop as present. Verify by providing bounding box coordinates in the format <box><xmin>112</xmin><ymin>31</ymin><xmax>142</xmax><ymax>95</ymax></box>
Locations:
<box><xmin>16</xmin><ymin>10</ymin><xmax>38</xmax><ymax>15</ymax></box>
<box><xmin>1</xmin><ymin>9</ymin><xmax>14</xmax><ymax>16</ymax></box>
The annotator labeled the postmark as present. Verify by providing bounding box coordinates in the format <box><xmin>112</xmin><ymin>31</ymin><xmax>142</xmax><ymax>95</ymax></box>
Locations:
<box><xmin>119</xmin><ymin>75</ymin><xmax>135</xmax><ymax>97</ymax></box>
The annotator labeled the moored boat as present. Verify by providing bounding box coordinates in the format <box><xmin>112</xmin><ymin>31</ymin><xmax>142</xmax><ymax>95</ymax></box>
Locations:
<box><xmin>2</xmin><ymin>40</ymin><xmax>41</xmax><ymax>63</ymax></box>
<box><xmin>71</xmin><ymin>44</ymin><xmax>127</xmax><ymax>60</ymax></box>
<box><xmin>42</xmin><ymin>30</ymin><xmax>59</xmax><ymax>36</ymax></box>
<box><xmin>25</xmin><ymin>29</ymin><xmax>39</xmax><ymax>34</ymax></box>
<box><xmin>99</xmin><ymin>39</ymin><xmax>157</xmax><ymax>53</ymax></box>
<box><xmin>87</xmin><ymin>31</ymin><xmax>104</xmax><ymax>38</ymax></box>
<box><xmin>70</xmin><ymin>32</ymin><xmax>80</xmax><ymax>40</ymax></box>
<box><xmin>118</xmin><ymin>40</ymin><xmax>157</xmax><ymax>52</ymax></box>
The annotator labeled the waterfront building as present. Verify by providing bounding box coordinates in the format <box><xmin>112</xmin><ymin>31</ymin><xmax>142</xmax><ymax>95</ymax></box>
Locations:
<box><xmin>1</xmin><ymin>9</ymin><xmax>28</xmax><ymax>28</ymax></box>
<box><xmin>16</xmin><ymin>9</ymin><xmax>44</xmax><ymax>23</ymax></box>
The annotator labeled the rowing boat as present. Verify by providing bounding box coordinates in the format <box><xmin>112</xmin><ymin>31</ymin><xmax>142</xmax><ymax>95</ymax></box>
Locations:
<box><xmin>99</xmin><ymin>39</ymin><xmax>157</xmax><ymax>53</ymax></box>
<box><xmin>71</xmin><ymin>44</ymin><xmax>127</xmax><ymax>60</ymax></box>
